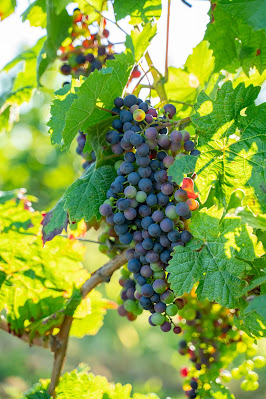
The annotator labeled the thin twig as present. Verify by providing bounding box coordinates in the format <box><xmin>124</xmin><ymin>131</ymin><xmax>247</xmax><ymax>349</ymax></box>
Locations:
<box><xmin>165</xmin><ymin>0</ymin><xmax>171</xmax><ymax>82</ymax></box>
<box><xmin>169</xmin><ymin>99</ymin><xmax>194</xmax><ymax>107</ymax></box>
<box><xmin>96</xmin><ymin>105</ymin><xmax>119</xmax><ymax>115</ymax></box>
<box><xmin>83</xmin><ymin>0</ymin><xmax>128</xmax><ymax>36</ymax></box>
<box><xmin>133</xmin><ymin>68</ymin><xmax>153</xmax><ymax>92</ymax></box>
<box><xmin>59</xmin><ymin>235</ymin><xmax>101</xmax><ymax>244</ymax></box>
<box><xmin>0</xmin><ymin>318</ymin><xmax>50</xmax><ymax>348</ymax></box>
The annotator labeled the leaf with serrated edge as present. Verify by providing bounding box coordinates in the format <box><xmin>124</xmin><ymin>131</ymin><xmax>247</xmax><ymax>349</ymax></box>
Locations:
<box><xmin>41</xmin><ymin>198</ymin><xmax>68</xmax><ymax>244</ymax></box>
<box><xmin>114</xmin><ymin>0</ymin><xmax>161</xmax><ymax>24</ymax></box>
<box><xmin>63</xmin><ymin>164</ymin><xmax>117</xmax><ymax>223</ymax></box>
<box><xmin>168</xmin><ymin>206</ymin><xmax>264</xmax><ymax>308</ymax></box>
<box><xmin>126</xmin><ymin>22</ymin><xmax>157</xmax><ymax>63</ymax></box>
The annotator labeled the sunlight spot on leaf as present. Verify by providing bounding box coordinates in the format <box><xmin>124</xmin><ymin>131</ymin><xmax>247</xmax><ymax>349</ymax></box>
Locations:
<box><xmin>189</xmin><ymin>73</ymin><xmax>200</xmax><ymax>88</ymax></box>
<box><xmin>197</xmin><ymin>100</ymin><xmax>213</xmax><ymax>116</ymax></box>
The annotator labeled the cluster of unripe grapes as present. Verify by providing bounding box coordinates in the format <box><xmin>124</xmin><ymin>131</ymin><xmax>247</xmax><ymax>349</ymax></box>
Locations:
<box><xmin>58</xmin><ymin>9</ymin><xmax>141</xmax><ymax>80</ymax></box>
<box><xmin>177</xmin><ymin>295</ymin><xmax>265</xmax><ymax>397</ymax></box>
<box><xmin>99</xmin><ymin>94</ymin><xmax>200</xmax><ymax>332</ymax></box>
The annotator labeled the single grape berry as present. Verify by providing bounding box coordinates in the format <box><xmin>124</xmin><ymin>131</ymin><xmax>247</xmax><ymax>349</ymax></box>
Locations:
<box><xmin>163</xmin><ymin>103</ymin><xmax>176</xmax><ymax>118</ymax></box>
<box><xmin>60</xmin><ymin>64</ymin><xmax>72</xmax><ymax>75</ymax></box>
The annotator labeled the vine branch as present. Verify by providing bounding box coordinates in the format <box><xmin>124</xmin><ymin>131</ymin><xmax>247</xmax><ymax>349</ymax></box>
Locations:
<box><xmin>48</xmin><ymin>250</ymin><xmax>127</xmax><ymax>396</ymax></box>
<box><xmin>165</xmin><ymin>0</ymin><xmax>171</xmax><ymax>81</ymax></box>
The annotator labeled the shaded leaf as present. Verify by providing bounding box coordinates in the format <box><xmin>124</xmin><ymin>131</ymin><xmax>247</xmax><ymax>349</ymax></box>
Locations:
<box><xmin>41</xmin><ymin>198</ymin><xmax>68</xmax><ymax>244</ymax></box>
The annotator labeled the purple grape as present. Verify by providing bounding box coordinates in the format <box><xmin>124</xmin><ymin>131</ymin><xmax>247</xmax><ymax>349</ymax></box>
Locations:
<box><xmin>139</xmin><ymin>205</ymin><xmax>152</xmax><ymax>217</ymax></box>
<box><xmin>141</xmin><ymin>284</ymin><xmax>154</xmax><ymax>298</ymax></box>
<box><xmin>145</xmin><ymin>114</ymin><xmax>153</xmax><ymax>123</ymax></box>
<box><xmin>135</xmin><ymin>242</ymin><xmax>147</xmax><ymax>255</ymax></box>
<box><xmin>124</xmin><ymin>186</ymin><xmax>137</xmax><ymax>198</ymax></box>
<box><xmin>148</xmin><ymin>223</ymin><xmax>162</xmax><ymax>237</ymax></box>
<box><xmin>153</xmin><ymin>279</ymin><xmax>167</xmax><ymax>294</ymax></box>
<box><xmin>181</xmin><ymin>130</ymin><xmax>190</xmax><ymax>141</ymax></box>
<box><xmin>140</xmin><ymin>265</ymin><xmax>153</xmax><ymax>278</ymax></box>
<box><xmin>145</xmin><ymin>127</ymin><xmax>158</xmax><ymax>139</ymax></box>
<box><xmin>133</xmin><ymin>231</ymin><xmax>143</xmax><ymax>243</ymax></box>
<box><xmin>130</xmin><ymin>133</ymin><xmax>143</xmax><ymax>147</ymax></box>
<box><xmin>164</xmin><ymin>103</ymin><xmax>176</xmax><ymax>118</ymax></box>
<box><xmin>136</xmin><ymin>155</ymin><xmax>150</xmax><ymax>167</ymax></box>
<box><xmin>145</xmin><ymin>139</ymin><xmax>158</xmax><ymax>150</ymax></box>
<box><xmin>121</xmin><ymin>139</ymin><xmax>133</xmax><ymax>151</ymax></box>
<box><xmin>174</xmin><ymin>189</ymin><xmax>188</xmax><ymax>202</ymax></box>
<box><xmin>146</xmin><ymin>194</ymin><xmax>157</xmax><ymax>206</ymax></box>
<box><xmin>190</xmin><ymin>149</ymin><xmax>201</xmax><ymax>156</ymax></box>
<box><xmin>154</xmin><ymin>170</ymin><xmax>168</xmax><ymax>183</ymax></box>
<box><xmin>160</xmin><ymin>321</ymin><xmax>172</xmax><ymax>332</ymax></box>
<box><xmin>181</xmin><ymin>230</ymin><xmax>192</xmax><ymax>242</ymax></box>
<box><xmin>137</xmin><ymin>275</ymin><xmax>147</xmax><ymax>286</ymax></box>
<box><xmin>119</xmin><ymin>232</ymin><xmax>133</xmax><ymax>244</ymax></box>
<box><xmin>124</xmin><ymin>130</ymin><xmax>134</xmax><ymax>143</ymax></box>
<box><xmin>160</xmin><ymin>250</ymin><xmax>171</xmax><ymax>263</ymax></box>
<box><xmin>126</xmin><ymin>248</ymin><xmax>135</xmax><ymax>260</ymax></box>
<box><xmin>128</xmin><ymin>172</ymin><xmax>140</xmax><ymax>185</ymax></box>
<box><xmin>154</xmin><ymin>301</ymin><xmax>166</xmax><ymax>313</ymax></box>
<box><xmin>161</xmin><ymin>182</ymin><xmax>174</xmax><ymax>195</ymax></box>
<box><xmin>160</xmin><ymin>218</ymin><xmax>174</xmax><ymax>233</ymax></box>
<box><xmin>158</xmin><ymin>135</ymin><xmax>170</xmax><ymax>149</ymax></box>
<box><xmin>184</xmin><ymin>140</ymin><xmax>195</xmax><ymax>152</ymax></box>
<box><xmin>124</xmin><ymin>152</ymin><xmax>136</xmax><ymax>163</ymax></box>
<box><xmin>128</xmin><ymin>259</ymin><xmax>141</xmax><ymax>273</ymax></box>
<box><xmin>113</xmin><ymin>212</ymin><xmax>126</xmax><ymax>224</ymax></box>
<box><xmin>157</xmin><ymin>193</ymin><xmax>169</xmax><ymax>207</ymax></box>
<box><xmin>124</xmin><ymin>207</ymin><xmax>137</xmax><ymax>220</ymax></box>
<box><xmin>138</xmin><ymin>166</ymin><xmax>152</xmax><ymax>178</ymax></box>
<box><xmin>160</xmin><ymin>235</ymin><xmax>171</xmax><ymax>247</ymax></box>
<box><xmin>163</xmin><ymin>155</ymin><xmax>174</xmax><ymax>168</ymax></box>
<box><xmin>137</xmin><ymin>143</ymin><xmax>149</xmax><ymax>156</ymax></box>
<box><xmin>145</xmin><ymin>250</ymin><xmax>159</xmax><ymax>263</ymax></box>
<box><xmin>152</xmin><ymin>210</ymin><xmax>164</xmax><ymax>223</ymax></box>
<box><xmin>99</xmin><ymin>203</ymin><xmax>112</xmax><ymax>216</ymax></box>
<box><xmin>138</xmin><ymin>178</ymin><xmax>153</xmax><ymax>193</ymax></box>
<box><xmin>170</xmin><ymin>130</ymin><xmax>183</xmax><ymax>142</ymax></box>
<box><xmin>142</xmin><ymin>238</ymin><xmax>154</xmax><ymax>250</ymax></box>
<box><xmin>170</xmin><ymin>142</ymin><xmax>181</xmax><ymax>152</ymax></box>
<box><xmin>141</xmin><ymin>216</ymin><xmax>153</xmax><ymax>230</ymax></box>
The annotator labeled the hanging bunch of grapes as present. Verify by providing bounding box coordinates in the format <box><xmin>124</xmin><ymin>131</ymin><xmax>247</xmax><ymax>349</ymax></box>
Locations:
<box><xmin>58</xmin><ymin>8</ymin><xmax>141</xmax><ymax>80</ymax></box>
<box><xmin>99</xmin><ymin>94</ymin><xmax>200</xmax><ymax>331</ymax></box>
<box><xmin>177</xmin><ymin>294</ymin><xmax>265</xmax><ymax>397</ymax></box>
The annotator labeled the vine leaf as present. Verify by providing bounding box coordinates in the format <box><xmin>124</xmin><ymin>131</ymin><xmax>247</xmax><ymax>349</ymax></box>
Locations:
<box><xmin>205</xmin><ymin>0</ymin><xmax>266</xmax><ymax>74</ymax></box>
<box><xmin>126</xmin><ymin>22</ymin><xmax>157</xmax><ymax>63</ymax></box>
<box><xmin>169</xmin><ymin>81</ymin><xmax>266</xmax><ymax>214</ymax></box>
<box><xmin>168</xmin><ymin>206</ymin><xmax>264</xmax><ymax>308</ymax></box>
<box><xmin>63</xmin><ymin>164</ymin><xmax>117</xmax><ymax>223</ymax></box>
<box><xmin>37</xmin><ymin>0</ymin><xmax>72</xmax><ymax>84</ymax></box>
<box><xmin>244</xmin><ymin>295</ymin><xmax>266</xmax><ymax>319</ymax></box>
<box><xmin>114</xmin><ymin>0</ymin><xmax>162</xmax><ymax>24</ymax></box>
<box><xmin>0</xmin><ymin>0</ymin><xmax>16</xmax><ymax>20</ymax></box>
<box><xmin>41</xmin><ymin>198</ymin><xmax>68</xmax><ymax>244</ymax></box>
<box><xmin>21</xmin><ymin>0</ymin><xmax>46</xmax><ymax>28</ymax></box>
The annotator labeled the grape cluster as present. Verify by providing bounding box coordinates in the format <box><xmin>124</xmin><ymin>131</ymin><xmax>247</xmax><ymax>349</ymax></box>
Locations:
<box><xmin>58</xmin><ymin>9</ymin><xmax>141</xmax><ymax>81</ymax></box>
<box><xmin>176</xmin><ymin>294</ymin><xmax>265</xmax><ymax>397</ymax></box>
<box><xmin>99</xmin><ymin>94</ymin><xmax>200</xmax><ymax>332</ymax></box>
<box><xmin>76</xmin><ymin>131</ymin><xmax>96</xmax><ymax>170</ymax></box>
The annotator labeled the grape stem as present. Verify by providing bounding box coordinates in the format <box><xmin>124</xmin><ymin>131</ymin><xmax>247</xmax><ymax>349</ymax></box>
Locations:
<box><xmin>154</xmin><ymin>116</ymin><xmax>191</xmax><ymax>129</ymax></box>
<box><xmin>95</xmin><ymin>105</ymin><xmax>119</xmax><ymax>115</ymax></box>
<box><xmin>165</xmin><ymin>0</ymin><xmax>171</xmax><ymax>82</ymax></box>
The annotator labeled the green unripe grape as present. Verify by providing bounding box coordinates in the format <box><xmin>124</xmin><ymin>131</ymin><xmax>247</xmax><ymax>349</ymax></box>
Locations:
<box><xmin>133</xmin><ymin>109</ymin><xmax>146</xmax><ymax>122</ymax></box>
<box><xmin>115</xmin><ymin>160</ymin><xmax>123</xmax><ymax>170</ymax></box>
<box><xmin>133</xmin><ymin>304</ymin><xmax>143</xmax><ymax>316</ymax></box>
<box><xmin>246</xmin><ymin>371</ymin><xmax>258</xmax><ymax>382</ymax></box>
<box><xmin>220</xmin><ymin>370</ymin><xmax>232</xmax><ymax>383</ymax></box>
<box><xmin>150</xmin><ymin>263</ymin><xmax>163</xmax><ymax>272</ymax></box>
<box><xmin>160</xmin><ymin>289</ymin><xmax>174</xmax><ymax>304</ymax></box>
<box><xmin>241</xmin><ymin>380</ymin><xmax>259</xmax><ymax>391</ymax></box>
<box><xmin>136</xmin><ymin>191</ymin><xmax>147</xmax><ymax>203</ymax></box>
<box><xmin>166</xmin><ymin>304</ymin><xmax>178</xmax><ymax>316</ymax></box>
<box><xmin>179</xmin><ymin>307</ymin><xmax>196</xmax><ymax>320</ymax></box>
<box><xmin>104</xmin><ymin>199</ymin><xmax>112</xmax><ymax>206</ymax></box>
<box><xmin>242</xmin><ymin>360</ymin><xmax>254</xmax><ymax>371</ymax></box>
<box><xmin>151</xmin><ymin>313</ymin><xmax>166</xmax><ymax>326</ymax></box>
<box><xmin>231</xmin><ymin>368</ymin><xmax>243</xmax><ymax>380</ymax></box>
<box><xmin>99</xmin><ymin>244</ymin><xmax>108</xmax><ymax>253</ymax></box>
<box><xmin>121</xmin><ymin>268</ymin><xmax>131</xmax><ymax>278</ymax></box>
<box><xmin>153</xmin><ymin>271</ymin><xmax>165</xmax><ymax>279</ymax></box>
<box><xmin>246</xmin><ymin>343</ymin><xmax>258</xmax><ymax>357</ymax></box>
<box><xmin>135</xmin><ymin>283</ymin><xmax>142</xmax><ymax>294</ymax></box>
<box><xmin>124</xmin><ymin>299</ymin><xmax>137</xmax><ymax>313</ymax></box>
<box><xmin>253</xmin><ymin>356</ymin><xmax>266</xmax><ymax>369</ymax></box>
<box><xmin>241</xmin><ymin>380</ymin><xmax>250</xmax><ymax>391</ymax></box>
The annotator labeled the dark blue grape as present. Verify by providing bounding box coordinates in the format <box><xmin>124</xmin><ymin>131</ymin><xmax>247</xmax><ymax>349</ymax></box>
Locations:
<box><xmin>111</xmin><ymin>142</ymin><xmax>123</xmax><ymax>154</ymax></box>
<box><xmin>135</xmin><ymin>242</ymin><xmax>147</xmax><ymax>255</ymax></box>
<box><xmin>157</xmin><ymin>193</ymin><xmax>169</xmax><ymax>207</ymax></box>
<box><xmin>184</xmin><ymin>140</ymin><xmax>195</xmax><ymax>152</ymax></box>
<box><xmin>176</xmin><ymin>202</ymin><xmax>190</xmax><ymax>217</ymax></box>
<box><xmin>168</xmin><ymin>230</ymin><xmax>181</xmax><ymax>242</ymax></box>
<box><xmin>113</xmin><ymin>213</ymin><xmax>126</xmax><ymax>225</ymax></box>
<box><xmin>99</xmin><ymin>203</ymin><xmax>112</xmax><ymax>216</ymax></box>
<box><xmin>138</xmin><ymin>166</ymin><xmax>152</xmax><ymax>178</ymax></box>
<box><xmin>150</xmin><ymin>159</ymin><xmax>160</xmax><ymax>171</ymax></box>
<box><xmin>120</xmin><ymin>162</ymin><xmax>134</xmax><ymax>174</ymax></box>
<box><xmin>114</xmin><ymin>97</ymin><xmax>124</xmax><ymax>108</ymax></box>
<box><xmin>123</xmin><ymin>122</ymin><xmax>133</xmax><ymax>132</ymax></box>
<box><xmin>130</xmin><ymin>133</ymin><xmax>143</xmax><ymax>147</ymax></box>
<box><xmin>126</xmin><ymin>248</ymin><xmax>135</xmax><ymax>260</ymax></box>
<box><xmin>117</xmin><ymin>198</ymin><xmax>130</xmax><ymax>211</ymax></box>
<box><xmin>152</xmin><ymin>210</ymin><xmax>164</xmax><ymax>223</ymax></box>
<box><xmin>106</xmin><ymin>214</ymin><xmax>115</xmax><ymax>225</ymax></box>
<box><xmin>133</xmin><ymin>231</ymin><xmax>143</xmax><ymax>242</ymax></box>
<box><xmin>123</xmin><ymin>130</ymin><xmax>134</xmax><ymax>143</ymax></box>
<box><xmin>142</xmin><ymin>238</ymin><xmax>154</xmax><ymax>250</ymax></box>
<box><xmin>160</xmin><ymin>250</ymin><xmax>171</xmax><ymax>263</ymax></box>
<box><xmin>139</xmin><ymin>205</ymin><xmax>151</xmax><ymax>217</ymax></box>
<box><xmin>138</xmin><ymin>178</ymin><xmax>152</xmax><ymax>193</ymax></box>
<box><xmin>160</xmin><ymin>321</ymin><xmax>172</xmax><ymax>332</ymax></box>
<box><xmin>114</xmin><ymin>223</ymin><xmax>128</xmax><ymax>235</ymax></box>
<box><xmin>154</xmin><ymin>302</ymin><xmax>166</xmax><ymax>313</ymax></box>
<box><xmin>141</xmin><ymin>216</ymin><xmax>153</xmax><ymax>230</ymax></box>
<box><xmin>160</xmin><ymin>218</ymin><xmax>174</xmax><ymax>233</ymax></box>
<box><xmin>121</xmin><ymin>139</ymin><xmax>133</xmax><ymax>151</ymax></box>
<box><xmin>112</xmin><ymin>119</ymin><xmax>122</xmax><ymax>130</ymax></box>
<box><xmin>160</xmin><ymin>235</ymin><xmax>171</xmax><ymax>247</ymax></box>
<box><xmin>141</xmin><ymin>284</ymin><xmax>154</xmax><ymax>298</ymax></box>
<box><xmin>153</xmin><ymin>242</ymin><xmax>163</xmax><ymax>253</ymax></box>
<box><xmin>190</xmin><ymin>149</ymin><xmax>201</xmax><ymax>156</ymax></box>
<box><xmin>148</xmin><ymin>223</ymin><xmax>162</xmax><ymax>237</ymax></box>
<box><xmin>136</xmin><ymin>155</ymin><xmax>150</xmax><ymax>167</ymax></box>
<box><xmin>140</xmin><ymin>265</ymin><xmax>153</xmax><ymax>278</ymax></box>
<box><xmin>150</xmin><ymin>293</ymin><xmax>160</xmax><ymax>303</ymax></box>
<box><xmin>131</xmin><ymin>125</ymin><xmax>142</xmax><ymax>132</ymax></box>
<box><xmin>106</xmin><ymin>130</ymin><xmax>120</xmax><ymax>144</ymax></box>
<box><xmin>154</xmin><ymin>170</ymin><xmax>167</xmax><ymax>183</ymax></box>
<box><xmin>136</xmin><ymin>143</ymin><xmax>149</xmax><ymax>156</ymax></box>
<box><xmin>120</xmin><ymin>110</ymin><xmax>133</xmax><ymax>123</ymax></box>
<box><xmin>128</xmin><ymin>259</ymin><xmax>141</xmax><ymax>273</ymax></box>
<box><xmin>145</xmin><ymin>250</ymin><xmax>159</xmax><ymax>263</ymax></box>
<box><xmin>137</xmin><ymin>275</ymin><xmax>147</xmax><ymax>286</ymax></box>
<box><xmin>139</xmin><ymin>102</ymin><xmax>149</xmax><ymax>112</ymax></box>
<box><xmin>157</xmin><ymin>151</ymin><xmax>167</xmax><ymax>161</ymax></box>
<box><xmin>124</xmin><ymin>152</ymin><xmax>136</xmax><ymax>163</ymax></box>
<box><xmin>124</xmin><ymin>94</ymin><xmax>138</xmax><ymax>108</ymax></box>
<box><xmin>128</xmin><ymin>172</ymin><xmax>140</xmax><ymax>185</ymax></box>
<box><xmin>124</xmin><ymin>207</ymin><xmax>137</xmax><ymax>220</ymax></box>
<box><xmin>181</xmin><ymin>230</ymin><xmax>192</xmax><ymax>242</ymax></box>
<box><xmin>146</xmin><ymin>194</ymin><xmax>157</xmax><ymax>206</ymax></box>
<box><xmin>140</xmin><ymin>296</ymin><xmax>152</xmax><ymax>310</ymax></box>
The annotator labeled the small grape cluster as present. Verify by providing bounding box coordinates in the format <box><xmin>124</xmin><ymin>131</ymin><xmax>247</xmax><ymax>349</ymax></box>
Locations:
<box><xmin>76</xmin><ymin>131</ymin><xmax>96</xmax><ymax>170</ymax></box>
<box><xmin>99</xmin><ymin>94</ymin><xmax>200</xmax><ymax>332</ymax></box>
<box><xmin>176</xmin><ymin>294</ymin><xmax>265</xmax><ymax>397</ymax></box>
<box><xmin>58</xmin><ymin>9</ymin><xmax>141</xmax><ymax>81</ymax></box>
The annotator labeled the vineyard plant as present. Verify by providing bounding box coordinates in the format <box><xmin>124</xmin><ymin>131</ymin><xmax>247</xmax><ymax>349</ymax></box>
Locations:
<box><xmin>0</xmin><ymin>0</ymin><xmax>266</xmax><ymax>398</ymax></box>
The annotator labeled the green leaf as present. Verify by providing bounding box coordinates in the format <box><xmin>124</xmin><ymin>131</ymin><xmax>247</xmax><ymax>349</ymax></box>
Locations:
<box><xmin>63</xmin><ymin>164</ymin><xmax>117</xmax><ymax>223</ymax></box>
<box><xmin>53</xmin><ymin>0</ymin><xmax>71</xmax><ymax>14</ymax></box>
<box><xmin>37</xmin><ymin>1</ymin><xmax>72</xmax><ymax>84</ymax></box>
<box><xmin>168</xmin><ymin>206</ymin><xmax>264</xmax><ymax>308</ymax></box>
<box><xmin>235</xmin><ymin>307</ymin><xmax>266</xmax><ymax>338</ymax></box>
<box><xmin>169</xmin><ymin>82</ymin><xmax>266</xmax><ymax>214</ymax></box>
<box><xmin>71</xmin><ymin>291</ymin><xmax>116</xmax><ymax>337</ymax></box>
<box><xmin>41</xmin><ymin>198</ymin><xmax>68</xmax><ymax>244</ymax></box>
<box><xmin>185</xmin><ymin>40</ymin><xmax>215</xmax><ymax>87</ymax></box>
<box><xmin>200</xmin><ymin>381</ymin><xmax>235</xmax><ymax>399</ymax></box>
<box><xmin>205</xmin><ymin>1</ymin><xmax>266</xmax><ymax>74</ymax></box>
<box><xmin>48</xmin><ymin>52</ymin><xmax>134</xmax><ymax>151</ymax></box>
<box><xmin>126</xmin><ymin>22</ymin><xmax>157</xmax><ymax>63</ymax></box>
<box><xmin>0</xmin><ymin>0</ymin><xmax>16</xmax><ymax>20</ymax></box>
<box><xmin>114</xmin><ymin>0</ymin><xmax>162</xmax><ymax>24</ymax></box>
<box><xmin>244</xmin><ymin>295</ymin><xmax>266</xmax><ymax>319</ymax></box>
<box><xmin>237</xmin><ymin>209</ymin><xmax>266</xmax><ymax>230</ymax></box>
<box><xmin>21</xmin><ymin>0</ymin><xmax>46</xmax><ymax>28</ymax></box>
